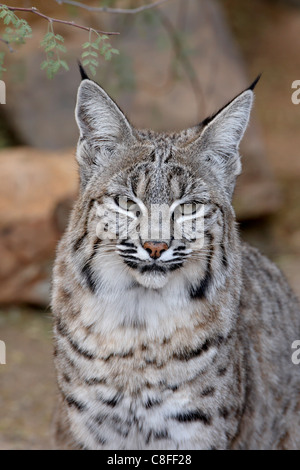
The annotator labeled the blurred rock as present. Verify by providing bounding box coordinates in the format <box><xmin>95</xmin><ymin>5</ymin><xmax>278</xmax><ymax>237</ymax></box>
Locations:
<box><xmin>0</xmin><ymin>147</ymin><xmax>77</xmax><ymax>305</ymax></box>
<box><xmin>0</xmin><ymin>0</ymin><xmax>280</xmax><ymax>220</ymax></box>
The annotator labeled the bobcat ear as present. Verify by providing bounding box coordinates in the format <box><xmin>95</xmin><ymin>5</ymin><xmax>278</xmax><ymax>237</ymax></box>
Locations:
<box><xmin>78</xmin><ymin>62</ymin><xmax>90</xmax><ymax>81</ymax></box>
<box><xmin>75</xmin><ymin>78</ymin><xmax>135</xmax><ymax>186</ymax></box>
<box><xmin>75</xmin><ymin>78</ymin><xmax>134</xmax><ymax>144</ymax></box>
<box><xmin>192</xmin><ymin>79</ymin><xmax>258</xmax><ymax>198</ymax></box>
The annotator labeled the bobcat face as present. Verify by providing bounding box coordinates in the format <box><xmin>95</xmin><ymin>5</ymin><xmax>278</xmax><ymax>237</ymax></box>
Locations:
<box><xmin>93</xmin><ymin>160</ymin><xmax>209</xmax><ymax>288</ymax></box>
<box><xmin>75</xmin><ymin>75</ymin><xmax>254</xmax><ymax>290</ymax></box>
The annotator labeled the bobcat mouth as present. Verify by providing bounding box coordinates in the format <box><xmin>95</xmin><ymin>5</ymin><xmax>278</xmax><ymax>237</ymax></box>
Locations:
<box><xmin>123</xmin><ymin>259</ymin><xmax>184</xmax><ymax>290</ymax></box>
<box><xmin>117</xmin><ymin>240</ymin><xmax>188</xmax><ymax>273</ymax></box>
<box><xmin>122</xmin><ymin>258</ymin><xmax>184</xmax><ymax>273</ymax></box>
<box><xmin>139</xmin><ymin>262</ymin><xmax>183</xmax><ymax>273</ymax></box>
<box><xmin>139</xmin><ymin>264</ymin><xmax>166</xmax><ymax>273</ymax></box>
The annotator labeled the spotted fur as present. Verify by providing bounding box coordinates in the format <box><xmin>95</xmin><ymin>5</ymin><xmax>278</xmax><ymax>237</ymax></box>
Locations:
<box><xmin>52</xmin><ymin>74</ymin><xmax>300</xmax><ymax>450</ymax></box>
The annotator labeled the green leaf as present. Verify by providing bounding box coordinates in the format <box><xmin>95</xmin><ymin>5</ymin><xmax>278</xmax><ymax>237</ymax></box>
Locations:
<box><xmin>43</xmin><ymin>32</ymin><xmax>55</xmax><ymax>42</ymax></box>
<box><xmin>100</xmin><ymin>43</ymin><xmax>108</xmax><ymax>53</ymax></box>
<box><xmin>60</xmin><ymin>60</ymin><xmax>69</xmax><ymax>71</ymax></box>
<box><xmin>55</xmin><ymin>34</ymin><xmax>64</xmax><ymax>42</ymax></box>
<box><xmin>3</xmin><ymin>15</ymin><xmax>11</xmax><ymax>25</ymax></box>
<box><xmin>15</xmin><ymin>18</ymin><xmax>22</xmax><ymax>28</ymax></box>
<box><xmin>47</xmin><ymin>69</ymin><xmax>54</xmax><ymax>79</ymax></box>
<box><xmin>88</xmin><ymin>65</ymin><xmax>96</xmax><ymax>76</ymax></box>
<box><xmin>54</xmin><ymin>61</ymin><xmax>61</xmax><ymax>72</ymax></box>
<box><xmin>40</xmin><ymin>60</ymin><xmax>49</xmax><ymax>70</ymax></box>
<box><xmin>0</xmin><ymin>51</ymin><xmax>6</xmax><ymax>78</ymax></box>
<box><xmin>56</xmin><ymin>44</ymin><xmax>67</xmax><ymax>53</ymax></box>
<box><xmin>81</xmin><ymin>51</ymin><xmax>91</xmax><ymax>58</ymax></box>
<box><xmin>44</xmin><ymin>43</ymin><xmax>57</xmax><ymax>52</ymax></box>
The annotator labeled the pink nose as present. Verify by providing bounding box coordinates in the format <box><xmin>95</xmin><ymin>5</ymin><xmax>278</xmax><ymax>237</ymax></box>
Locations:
<box><xmin>143</xmin><ymin>241</ymin><xmax>169</xmax><ymax>259</ymax></box>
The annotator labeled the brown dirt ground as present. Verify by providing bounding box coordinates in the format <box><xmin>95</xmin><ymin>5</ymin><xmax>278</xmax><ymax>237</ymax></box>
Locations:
<box><xmin>0</xmin><ymin>308</ymin><xmax>55</xmax><ymax>450</ymax></box>
<box><xmin>1</xmin><ymin>0</ymin><xmax>300</xmax><ymax>450</ymax></box>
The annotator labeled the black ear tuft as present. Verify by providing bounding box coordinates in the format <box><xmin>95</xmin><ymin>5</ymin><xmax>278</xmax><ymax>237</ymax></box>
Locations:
<box><xmin>78</xmin><ymin>62</ymin><xmax>90</xmax><ymax>81</ymax></box>
<box><xmin>201</xmin><ymin>75</ymin><xmax>261</xmax><ymax>128</ymax></box>
<box><xmin>248</xmin><ymin>74</ymin><xmax>262</xmax><ymax>91</ymax></box>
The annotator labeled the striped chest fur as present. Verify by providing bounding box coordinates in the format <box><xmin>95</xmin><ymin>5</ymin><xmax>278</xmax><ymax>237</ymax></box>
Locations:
<box><xmin>52</xmin><ymin>70</ymin><xmax>300</xmax><ymax>450</ymax></box>
<box><xmin>53</xmin><ymin>257</ymin><xmax>243</xmax><ymax>450</ymax></box>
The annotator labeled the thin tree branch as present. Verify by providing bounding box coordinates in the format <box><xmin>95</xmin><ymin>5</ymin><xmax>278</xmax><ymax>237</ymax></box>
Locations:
<box><xmin>0</xmin><ymin>4</ymin><xmax>120</xmax><ymax>35</ymax></box>
<box><xmin>151</xmin><ymin>10</ymin><xmax>206</xmax><ymax>120</ymax></box>
<box><xmin>55</xmin><ymin>0</ymin><xmax>170</xmax><ymax>14</ymax></box>
<box><xmin>0</xmin><ymin>37</ymin><xmax>15</xmax><ymax>52</ymax></box>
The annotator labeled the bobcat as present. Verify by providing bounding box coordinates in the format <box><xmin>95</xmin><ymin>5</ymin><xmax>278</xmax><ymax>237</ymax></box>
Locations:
<box><xmin>52</xmin><ymin>67</ymin><xmax>300</xmax><ymax>450</ymax></box>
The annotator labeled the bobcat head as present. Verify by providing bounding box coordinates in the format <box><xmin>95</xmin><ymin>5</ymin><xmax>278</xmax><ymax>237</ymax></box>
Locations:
<box><xmin>74</xmin><ymin>68</ymin><xmax>258</xmax><ymax>290</ymax></box>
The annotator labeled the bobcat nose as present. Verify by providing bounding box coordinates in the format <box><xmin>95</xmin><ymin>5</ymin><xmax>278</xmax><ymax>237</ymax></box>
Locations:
<box><xmin>143</xmin><ymin>241</ymin><xmax>169</xmax><ymax>259</ymax></box>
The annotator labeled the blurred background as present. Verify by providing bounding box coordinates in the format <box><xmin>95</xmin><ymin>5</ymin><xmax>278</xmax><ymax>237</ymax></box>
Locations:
<box><xmin>0</xmin><ymin>0</ymin><xmax>299</xmax><ymax>449</ymax></box>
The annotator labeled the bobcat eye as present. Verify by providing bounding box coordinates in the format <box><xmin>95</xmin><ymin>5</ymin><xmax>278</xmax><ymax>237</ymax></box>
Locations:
<box><xmin>171</xmin><ymin>202</ymin><xmax>201</xmax><ymax>222</ymax></box>
<box><xmin>115</xmin><ymin>197</ymin><xmax>138</xmax><ymax>213</ymax></box>
<box><xmin>179</xmin><ymin>202</ymin><xmax>199</xmax><ymax>216</ymax></box>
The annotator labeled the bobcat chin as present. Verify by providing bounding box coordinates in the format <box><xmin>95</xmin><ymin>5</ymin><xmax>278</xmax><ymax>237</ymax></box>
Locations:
<box><xmin>52</xmin><ymin>68</ymin><xmax>300</xmax><ymax>450</ymax></box>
